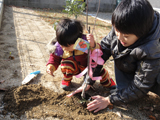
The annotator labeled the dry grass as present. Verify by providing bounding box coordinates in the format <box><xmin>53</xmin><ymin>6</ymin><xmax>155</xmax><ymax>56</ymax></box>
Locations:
<box><xmin>34</xmin><ymin>8</ymin><xmax>112</xmax><ymax>43</ymax></box>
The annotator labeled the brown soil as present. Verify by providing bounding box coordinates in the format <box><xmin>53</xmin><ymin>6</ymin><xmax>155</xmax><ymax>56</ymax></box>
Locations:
<box><xmin>3</xmin><ymin>84</ymin><xmax>121</xmax><ymax>120</ymax></box>
<box><xmin>2</xmin><ymin>84</ymin><xmax>160</xmax><ymax>120</ymax></box>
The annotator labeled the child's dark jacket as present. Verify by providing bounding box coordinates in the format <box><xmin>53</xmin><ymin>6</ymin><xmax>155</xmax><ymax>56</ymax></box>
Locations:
<box><xmin>100</xmin><ymin>11</ymin><xmax>160</xmax><ymax>105</ymax></box>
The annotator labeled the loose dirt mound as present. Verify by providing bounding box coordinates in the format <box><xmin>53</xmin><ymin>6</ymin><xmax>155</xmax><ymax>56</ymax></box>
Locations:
<box><xmin>3</xmin><ymin>84</ymin><xmax>122</xmax><ymax>120</ymax></box>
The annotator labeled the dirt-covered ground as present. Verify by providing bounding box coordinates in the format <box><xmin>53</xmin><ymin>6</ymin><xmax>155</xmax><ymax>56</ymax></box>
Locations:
<box><xmin>0</xmin><ymin>6</ymin><xmax>160</xmax><ymax>120</ymax></box>
<box><xmin>3</xmin><ymin>84</ymin><xmax>122</xmax><ymax>120</ymax></box>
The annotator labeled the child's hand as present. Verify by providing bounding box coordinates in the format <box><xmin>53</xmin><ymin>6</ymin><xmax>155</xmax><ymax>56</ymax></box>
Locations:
<box><xmin>46</xmin><ymin>65</ymin><xmax>54</xmax><ymax>76</ymax></box>
<box><xmin>67</xmin><ymin>84</ymin><xmax>91</xmax><ymax>97</ymax></box>
<box><xmin>87</xmin><ymin>34</ymin><xmax>96</xmax><ymax>48</ymax></box>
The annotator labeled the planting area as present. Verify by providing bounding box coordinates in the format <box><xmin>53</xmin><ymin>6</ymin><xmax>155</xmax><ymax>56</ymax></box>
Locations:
<box><xmin>0</xmin><ymin>6</ymin><xmax>159</xmax><ymax>120</ymax></box>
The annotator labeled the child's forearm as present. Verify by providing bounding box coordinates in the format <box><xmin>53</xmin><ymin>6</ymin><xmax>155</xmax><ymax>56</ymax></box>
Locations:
<box><xmin>46</xmin><ymin>53</ymin><xmax>62</xmax><ymax>69</ymax></box>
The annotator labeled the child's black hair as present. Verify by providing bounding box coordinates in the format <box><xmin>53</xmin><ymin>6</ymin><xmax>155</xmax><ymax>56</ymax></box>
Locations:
<box><xmin>56</xmin><ymin>18</ymin><xmax>84</xmax><ymax>47</ymax></box>
<box><xmin>112</xmin><ymin>0</ymin><xmax>154</xmax><ymax>38</ymax></box>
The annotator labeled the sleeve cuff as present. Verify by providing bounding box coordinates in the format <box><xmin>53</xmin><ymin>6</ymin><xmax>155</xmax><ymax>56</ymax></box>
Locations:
<box><xmin>109</xmin><ymin>95</ymin><xmax>114</xmax><ymax>104</ymax></box>
<box><xmin>91</xmin><ymin>43</ymin><xmax>100</xmax><ymax>51</ymax></box>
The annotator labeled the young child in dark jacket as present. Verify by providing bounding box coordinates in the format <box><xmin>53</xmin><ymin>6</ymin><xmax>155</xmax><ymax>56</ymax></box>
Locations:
<box><xmin>46</xmin><ymin>18</ymin><xmax>116</xmax><ymax>91</ymax></box>
<box><xmin>67</xmin><ymin>0</ymin><xmax>160</xmax><ymax>113</ymax></box>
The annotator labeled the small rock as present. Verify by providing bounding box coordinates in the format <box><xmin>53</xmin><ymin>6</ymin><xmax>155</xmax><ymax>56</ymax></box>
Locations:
<box><xmin>116</xmin><ymin>111</ymin><xmax>122</xmax><ymax>118</ymax></box>
<box><xmin>10</xmin><ymin>114</ymin><xmax>14</xmax><ymax>118</ymax></box>
<box><xmin>153</xmin><ymin>105</ymin><xmax>157</xmax><ymax>108</ymax></box>
<box><xmin>155</xmin><ymin>114</ymin><xmax>159</xmax><ymax>118</ymax></box>
<box><xmin>150</xmin><ymin>107</ymin><xmax>154</xmax><ymax>112</ymax></box>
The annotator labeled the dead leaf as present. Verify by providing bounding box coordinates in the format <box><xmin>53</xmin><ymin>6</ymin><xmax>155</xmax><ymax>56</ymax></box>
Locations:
<box><xmin>108</xmin><ymin>104</ymin><xmax>113</xmax><ymax>109</ymax></box>
<box><xmin>149</xmin><ymin>115</ymin><xmax>156</xmax><ymax>120</ymax></box>
<box><xmin>9</xmin><ymin>56</ymin><xmax>14</xmax><ymax>60</ymax></box>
